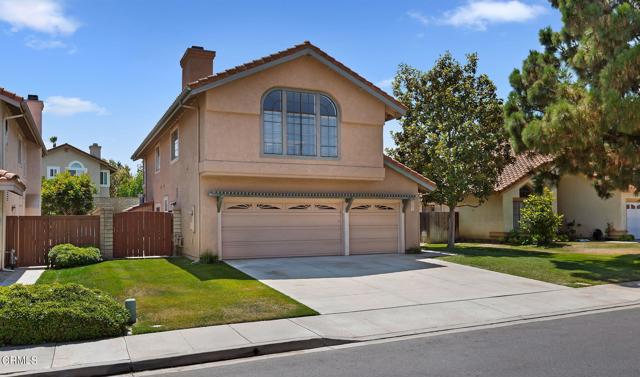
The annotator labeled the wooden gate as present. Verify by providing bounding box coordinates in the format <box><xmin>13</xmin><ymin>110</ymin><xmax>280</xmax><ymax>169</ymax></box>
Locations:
<box><xmin>6</xmin><ymin>216</ymin><xmax>100</xmax><ymax>267</ymax></box>
<box><xmin>113</xmin><ymin>211</ymin><xmax>173</xmax><ymax>258</ymax></box>
<box><xmin>420</xmin><ymin>212</ymin><xmax>459</xmax><ymax>244</ymax></box>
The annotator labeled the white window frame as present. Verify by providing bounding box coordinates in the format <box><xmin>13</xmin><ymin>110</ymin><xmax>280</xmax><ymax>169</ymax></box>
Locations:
<box><xmin>67</xmin><ymin>161</ymin><xmax>87</xmax><ymax>176</ymax></box>
<box><xmin>99</xmin><ymin>170</ymin><xmax>110</xmax><ymax>187</ymax></box>
<box><xmin>170</xmin><ymin>128</ymin><xmax>179</xmax><ymax>162</ymax></box>
<box><xmin>155</xmin><ymin>146</ymin><xmax>160</xmax><ymax>173</ymax></box>
<box><xmin>46</xmin><ymin>166</ymin><xmax>60</xmax><ymax>179</ymax></box>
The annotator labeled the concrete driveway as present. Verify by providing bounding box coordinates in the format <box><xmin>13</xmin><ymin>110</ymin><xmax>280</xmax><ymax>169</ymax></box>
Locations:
<box><xmin>227</xmin><ymin>253</ymin><xmax>567</xmax><ymax>314</ymax></box>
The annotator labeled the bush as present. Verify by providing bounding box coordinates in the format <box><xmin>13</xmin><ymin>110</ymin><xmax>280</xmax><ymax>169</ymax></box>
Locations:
<box><xmin>503</xmin><ymin>229</ymin><xmax>525</xmax><ymax>245</ymax></box>
<box><xmin>619</xmin><ymin>234</ymin><xmax>636</xmax><ymax>241</ymax></box>
<box><xmin>519</xmin><ymin>188</ymin><xmax>563</xmax><ymax>246</ymax></box>
<box><xmin>592</xmin><ymin>229</ymin><xmax>604</xmax><ymax>241</ymax></box>
<box><xmin>0</xmin><ymin>283</ymin><xmax>129</xmax><ymax>346</ymax></box>
<box><xmin>48</xmin><ymin>244</ymin><xmax>102</xmax><ymax>269</ymax></box>
<box><xmin>199</xmin><ymin>251</ymin><xmax>218</xmax><ymax>264</ymax></box>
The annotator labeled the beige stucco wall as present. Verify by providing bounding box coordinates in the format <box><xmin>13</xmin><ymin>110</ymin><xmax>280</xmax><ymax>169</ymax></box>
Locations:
<box><xmin>456</xmin><ymin>178</ymin><xmax>558</xmax><ymax>240</ymax></box>
<box><xmin>43</xmin><ymin>147</ymin><xmax>111</xmax><ymax>197</ymax></box>
<box><xmin>557</xmin><ymin>174</ymin><xmax>631</xmax><ymax>238</ymax></box>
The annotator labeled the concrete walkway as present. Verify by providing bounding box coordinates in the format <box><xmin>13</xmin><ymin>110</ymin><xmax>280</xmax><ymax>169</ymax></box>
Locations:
<box><xmin>2</xmin><ymin>280</ymin><xmax>640</xmax><ymax>376</ymax></box>
<box><xmin>0</xmin><ymin>268</ymin><xmax>45</xmax><ymax>286</ymax></box>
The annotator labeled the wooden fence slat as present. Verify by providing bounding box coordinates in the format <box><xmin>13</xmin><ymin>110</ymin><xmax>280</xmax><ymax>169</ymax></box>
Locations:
<box><xmin>112</xmin><ymin>211</ymin><xmax>172</xmax><ymax>258</ymax></box>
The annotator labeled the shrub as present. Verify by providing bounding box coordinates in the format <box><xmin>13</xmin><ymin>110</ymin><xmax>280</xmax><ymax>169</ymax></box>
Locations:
<box><xmin>48</xmin><ymin>244</ymin><xmax>102</xmax><ymax>269</ymax></box>
<box><xmin>592</xmin><ymin>229</ymin><xmax>604</xmax><ymax>241</ymax></box>
<box><xmin>619</xmin><ymin>234</ymin><xmax>636</xmax><ymax>241</ymax></box>
<box><xmin>503</xmin><ymin>229</ymin><xmax>525</xmax><ymax>245</ymax></box>
<box><xmin>0</xmin><ymin>283</ymin><xmax>129</xmax><ymax>346</ymax></box>
<box><xmin>199</xmin><ymin>251</ymin><xmax>218</xmax><ymax>264</ymax></box>
<box><xmin>519</xmin><ymin>188</ymin><xmax>563</xmax><ymax>246</ymax></box>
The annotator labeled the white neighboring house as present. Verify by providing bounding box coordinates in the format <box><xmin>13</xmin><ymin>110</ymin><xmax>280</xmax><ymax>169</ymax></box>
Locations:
<box><xmin>42</xmin><ymin>143</ymin><xmax>116</xmax><ymax>198</ymax></box>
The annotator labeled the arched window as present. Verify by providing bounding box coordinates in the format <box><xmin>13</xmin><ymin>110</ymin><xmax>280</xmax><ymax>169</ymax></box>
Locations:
<box><xmin>67</xmin><ymin>161</ymin><xmax>86</xmax><ymax>176</ymax></box>
<box><xmin>262</xmin><ymin>89</ymin><xmax>338</xmax><ymax>158</ymax></box>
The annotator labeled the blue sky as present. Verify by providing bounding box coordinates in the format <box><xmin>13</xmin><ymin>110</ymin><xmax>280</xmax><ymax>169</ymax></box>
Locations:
<box><xmin>0</xmin><ymin>0</ymin><xmax>561</xmax><ymax>168</ymax></box>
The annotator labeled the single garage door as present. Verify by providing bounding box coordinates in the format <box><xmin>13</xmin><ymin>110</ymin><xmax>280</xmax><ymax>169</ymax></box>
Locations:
<box><xmin>350</xmin><ymin>200</ymin><xmax>400</xmax><ymax>254</ymax></box>
<box><xmin>221</xmin><ymin>198</ymin><xmax>343</xmax><ymax>259</ymax></box>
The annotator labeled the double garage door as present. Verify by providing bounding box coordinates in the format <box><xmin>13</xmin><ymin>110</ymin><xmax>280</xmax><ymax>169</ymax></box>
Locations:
<box><xmin>221</xmin><ymin>198</ymin><xmax>400</xmax><ymax>259</ymax></box>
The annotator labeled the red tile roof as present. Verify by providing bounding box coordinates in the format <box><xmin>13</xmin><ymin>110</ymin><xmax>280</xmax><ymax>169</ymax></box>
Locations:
<box><xmin>0</xmin><ymin>87</ymin><xmax>24</xmax><ymax>103</ymax></box>
<box><xmin>188</xmin><ymin>41</ymin><xmax>406</xmax><ymax>113</ymax></box>
<box><xmin>0</xmin><ymin>170</ymin><xmax>26</xmax><ymax>192</ymax></box>
<box><xmin>383</xmin><ymin>155</ymin><xmax>436</xmax><ymax>190</ymax></box>
<box><xmin>495</xmin><ymin>153</ymin><xmax>554</xmax><ymax>192</ymax></box>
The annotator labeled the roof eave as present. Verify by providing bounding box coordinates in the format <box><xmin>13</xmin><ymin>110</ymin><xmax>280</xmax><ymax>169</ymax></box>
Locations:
<box><xmin>383</xmin><ymin>159</ymin><xmax>435</xmax><ymax>192</ymax></box>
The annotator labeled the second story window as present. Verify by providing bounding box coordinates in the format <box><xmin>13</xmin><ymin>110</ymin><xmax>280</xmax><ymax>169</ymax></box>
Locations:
<box><xmin>47</xmin><ymin>166</ymin><xmax>60</xmax><ymax>179</ymax></box>
<box><xmin>67</xmin><ymin>161</ymin><xmax>86</xmax><ymax>176</ymax></box>
<box><xmin>100</xmin><ymin>170</ymin><xmax>110</xmax><ymax>187</ymax></box>
<box><xmin>171</xmin><ymin>129</ymin><xmax>179</xmax><ymax>161</ymax></box>
<box><xmin>262</xmin><ymin>89</ymin><xmax>338</xmax><ymax>158</ymax></box>
<box><xmin>155</xmin><ymin>146</ymin><xmax>160</xmax><ymax>172</ymax></box>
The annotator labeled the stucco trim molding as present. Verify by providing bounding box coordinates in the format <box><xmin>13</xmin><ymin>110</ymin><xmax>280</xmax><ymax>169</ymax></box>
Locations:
<box><xmin>208</xmin><ymin>191</ymin><xmax>418</xmax><ymax>200</ymax></box>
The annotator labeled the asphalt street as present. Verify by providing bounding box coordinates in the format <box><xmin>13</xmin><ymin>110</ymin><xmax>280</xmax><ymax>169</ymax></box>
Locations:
<box><xmin>131</xmin><ymin>308</ymin><xmax>640</xmax><ymax>377</ymax></box>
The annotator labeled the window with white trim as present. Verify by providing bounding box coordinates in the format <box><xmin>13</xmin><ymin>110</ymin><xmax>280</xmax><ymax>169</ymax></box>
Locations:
<box><xmin>67</xmin><ymin>161</ymin><xmax>86</xmax><ymax>176</ymax></box>
<box><xmin>47</xmin><ymin>166</ymin><xmax>60</xmax><ymax>179</ymax></box>
<box><xmin>100</xmin><ymin>170</ymin><xmax>110</xmax><ymax>187</ymax></box>
<box><xmin>155</xmin><ymin>146</ymin><xmax>160</xmax><ymax>172</ymax></box>
<box><xmin>170</xmin><ymin>129</ymin><xmax>179</xmax><ymax>161</ymax></box>
<box><xmin>262</xmin><ymin>89</ymin><xmax>338</xmax><ymax>158</ymax></box>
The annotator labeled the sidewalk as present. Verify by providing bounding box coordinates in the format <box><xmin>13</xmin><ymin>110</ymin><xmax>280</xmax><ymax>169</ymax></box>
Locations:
<box><xmin>2</xmin><ymin>280</ymin><xmax>640</xmax><ymax>376</ymax></box>
<box><xmin>0</xmin><ymin>268</ymin><xmax>45</xmax><ymax>286</ymax></box>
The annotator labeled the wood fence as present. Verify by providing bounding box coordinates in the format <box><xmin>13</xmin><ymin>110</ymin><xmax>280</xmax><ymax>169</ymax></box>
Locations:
<box><xmin>5</xmin><ymin>216</ymin><xmax>100</xmax><ymax>267</ymax></box>
<box><xmin>420</xmin><ymin>212</ymin><xmax>459</xmax><ymax>244</ymax></box>
<box><xmin>113</xmin><ymin>211</ymin><xmax>173</xmax><ymax>258</ymax></box>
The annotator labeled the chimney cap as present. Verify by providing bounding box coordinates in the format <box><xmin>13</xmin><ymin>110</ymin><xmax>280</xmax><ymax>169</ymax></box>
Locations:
<box><xmin>27</xmin><ymin>94</ymin><xmax>39</xmax><ymax>101</ymax></box>
<box><xmin>180</xmin><ymin>46</ymin><xmax>216</xmax><ymax>67</ymax></box>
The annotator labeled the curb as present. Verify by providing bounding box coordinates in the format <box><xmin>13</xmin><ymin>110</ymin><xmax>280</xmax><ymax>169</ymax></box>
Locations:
<box><xmin>6</xmin><ymin>338</ymin><xmax>353</xmax><ymax>377</ymax></box>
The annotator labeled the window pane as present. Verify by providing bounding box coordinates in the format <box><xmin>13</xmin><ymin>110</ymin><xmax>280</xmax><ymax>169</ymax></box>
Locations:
<box><xmin>264</xmin><ymin>90</ymin><xmax>282</xmax><ymax>111</ymax></box>
<box><xmin>286</xmin><ymin>91</ymin><xmax>316</xmax><ymax>156</ymax></box>
<box><xmin>171</xmin><ymin>131</ymin><xmax>179</xmax><ymax>159</ymax></box>
<box><xmin>320</xmin><ymin>95</ymin><xmax>336</xmax><ymax>116</ymax></box>
<box><xmin>263</xmin><ymin>110</ymin><xmax>282</xmax><ymax>154</ymax></box>
<box><xmin>320</xmin><ymin>114</ymin><xmax>337</xmax><ymax>157</ymax></box>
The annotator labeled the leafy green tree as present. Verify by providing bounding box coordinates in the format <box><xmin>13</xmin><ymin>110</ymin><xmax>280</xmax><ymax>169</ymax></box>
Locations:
<box><xmin>506</xmin><ymin>1</ymin><xmax>640</xmax><ymax>197</ymax></box>
<box><xmin>389</xmin><ymin>52</ymin><xmax>512</xmax><ymax>248</ymax></box>
<box><xmin>42</xmin><ymin>172</ymin><xmax>96</xmax><ymax>215</ymax></box>
<box><xmin>519</xmin><ymin>188</ymin><xmax>563</xmax><ymax>246</ymax></box>
<box><xmin>108</xmin><ymin>160</ymin><xmax>143</xmax><ymax>197</ymax></box>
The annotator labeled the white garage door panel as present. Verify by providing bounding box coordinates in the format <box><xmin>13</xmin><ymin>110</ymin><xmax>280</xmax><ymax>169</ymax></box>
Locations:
<box><xmin>222</xmin><ymin>199</ymin><xmax>342</xmax><ymax>259</ymax></box>
<box><xmin>626</xmin><ymin>203</ymin><xmax>640</xmax><ymax>240</ymax></box>
<box><xmin>350</xmin><ymin>201</ymin><xmax>400</xmax><ymax>255</ymax></box>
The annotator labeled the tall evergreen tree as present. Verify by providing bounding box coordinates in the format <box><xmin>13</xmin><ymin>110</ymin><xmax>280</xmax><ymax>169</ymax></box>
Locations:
<box><xmin>506</xmin><ymin>1</ymin><xmax>640</xmax><ymax>197</ymax></box>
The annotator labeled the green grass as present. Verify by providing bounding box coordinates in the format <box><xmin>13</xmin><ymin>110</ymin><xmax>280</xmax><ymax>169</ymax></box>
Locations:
<box><xmin>37</xmin><ymin>257</ymin><xmax>317</xmax><ymax>334</ymax></box>
<box><xmin>426</xmin><ymin>243</ymin><xmax>640</xmax><ymax>288</ymax></box>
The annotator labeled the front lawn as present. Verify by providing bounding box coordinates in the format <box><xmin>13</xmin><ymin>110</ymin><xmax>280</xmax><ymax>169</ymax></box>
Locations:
<box><xmin>426</xmin><ymin>243</ymin><xmax>640</xmax><ymax>287</ymax></box>
<box><xmin>37</xmin><ymin>257</ymin><xmax>317</xmax><ymax>334</ymax></box>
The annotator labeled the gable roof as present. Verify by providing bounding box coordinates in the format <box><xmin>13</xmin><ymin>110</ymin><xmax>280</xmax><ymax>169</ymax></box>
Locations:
<box><xmin>383</xmin><ymin>155</ymin><xmax>436</xmax><ymax>191</ymax></box>
<box><xmin>495</xmin><ymin>153</ymin><xmax>554</xmax><ymax>192</ymax></box>
<box><xmin>0</xmin><ymin>87</ymin><xmax>47</xmax><ymax>154</ymax></box>
<box><xmin>132</xmin><ymin>42</ymin><xmax>406</xmax><ymax>160</ymax></box>
<box><xmin>48</xmin><ymin>143</ymin><xmax>117</xmax><ymax>172</ymax></box>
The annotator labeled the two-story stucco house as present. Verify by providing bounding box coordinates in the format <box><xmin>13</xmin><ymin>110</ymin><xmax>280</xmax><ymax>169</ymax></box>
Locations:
<box><xmin>43</xmin><ymin>143</ymin><xmax>116</xmax><ymax>198</ymax></box>
<box><xmin>0</xmin><ymin>88</ymin><xmax>46</xmax><ymax>269</ymax></box>
<box><xmin>132</xmin><ymin>42</ymin><xmax>435</xmax><ymax>260</ymax></box>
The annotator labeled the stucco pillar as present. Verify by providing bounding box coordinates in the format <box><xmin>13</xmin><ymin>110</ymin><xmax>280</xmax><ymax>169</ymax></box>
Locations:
<box><xmin>399</xmin><ymin>200</ymin><xmax>407</xmax><ymax>254</ymax></box>
<box><xmin>98</xmin><ymin>207</ymin><xmax>114</xmax><ymax>259</ymax></box>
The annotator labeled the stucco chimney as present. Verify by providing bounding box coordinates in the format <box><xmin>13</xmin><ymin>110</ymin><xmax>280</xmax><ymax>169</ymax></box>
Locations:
<box><xmin>26</xmin><ymin>94</ymin><xmax>43</xmax><ymax>136</ymax></box>
<box><xmin>89</xmin><ymin>143</ymin><xmax>101</xmax><ymax>159</ymax></box>
<box><xmin>180</xmin><ymin>46</ymin><xmax>215</xmax><ymax>90</ymax></box>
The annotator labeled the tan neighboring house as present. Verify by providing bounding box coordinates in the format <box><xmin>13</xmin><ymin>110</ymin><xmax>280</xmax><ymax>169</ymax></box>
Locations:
<box><xmin>132</xmin><ymin>42</ymin><xmax>435</xmax><ymax>260</ymax></box>
<box><xmin>0</xmin><ymin>88</ymin><xmax>46</xmax><ymax>269</ymax></box>
<box><xmin>43</xmin><ymin>143</ymin><xmax>116</xmax><ymax>198</ymax></box>
<box><xmin>451</xmin><ymin>154</ymin><xmax>639</xmax><ymax>240</ymax></box>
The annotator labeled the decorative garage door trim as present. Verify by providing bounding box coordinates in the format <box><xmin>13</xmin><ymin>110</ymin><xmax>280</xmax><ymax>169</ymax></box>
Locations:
<box><xmin>210</xmin><ymin>190</ymin><xmax>418</xmax><ymax>200</ymax></box>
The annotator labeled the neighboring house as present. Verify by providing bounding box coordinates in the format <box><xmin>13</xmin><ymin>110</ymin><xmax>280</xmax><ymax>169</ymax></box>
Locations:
<box><xmin>43</xmin><ymin>143</ymin><xmax>116</xmax><ymax>198</ymax></box>
<box><xmin>131</xmin><ymin>42</ymin><xmax>435</xmax><ymax>260</ymax></box>
<box><xmin>450</xmin><ymin>153</ymin><xmax>638</xmax><ymax>240</ymax></box>
<box><xmin>0</xmin><ymin>88</ymin><xmax>46</xmax><ymax>269</ymax></box>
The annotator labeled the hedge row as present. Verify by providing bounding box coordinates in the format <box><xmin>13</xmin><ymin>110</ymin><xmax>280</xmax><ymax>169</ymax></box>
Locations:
<box><xmin>0</xmin><ymin>284</ymin><xmax>129</xmax><ymax>346</ymax></box>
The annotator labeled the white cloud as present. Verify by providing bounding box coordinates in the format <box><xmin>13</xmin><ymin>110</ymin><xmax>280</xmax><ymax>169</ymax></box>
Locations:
<box><xmin>25</xmin><ymin>36</ymin><xmax>77</xmax><ymax>53</ymax></box>
<box><xmin>442</xmin><ymin>1</ymin><xmax>545</xmax><ymax>30</ymax></box>
<box><xmin>44</xmin><ymin>96</ymin><xmax>108</xmax><ymax>116</ymax></box>
<box><xmin>376</xmin><ymin>78</ymin><xmax>394</xmax><ymax>94</ymax></box>
<box><xmin>407</xmin><ymin>10</ymin><xmax>430</xmax><ymax>25</ymax></box>
<box><xmin>0</xmin><ymin>0</ymin><xmax>79</xmax><ymax>35</ymax></box>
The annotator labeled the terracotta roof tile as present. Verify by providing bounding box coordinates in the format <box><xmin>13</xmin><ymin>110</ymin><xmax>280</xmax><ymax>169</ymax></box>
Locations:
<box><xmin>383</xmin><ymin>155</ymin><xmax>436</xmax><ymax>189</ymax></box>
<box><xmin>188</xmin><ymin>41</ymin><xmax>406</xmax><ymax>113</ymax></box>
<box><xmin>0</xmin><ymin>170</ymin><xmax>26</xmax><ymax>191</ymax></box>
<box><xmin>0</xmin><ymin>87</ymin><xmax>24</xmax><ymax>103</ymax></box>
<box><xmin>495</xmin><ymin>153</ymin><xmax>554</xmax><ymax>192</ymax></box>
